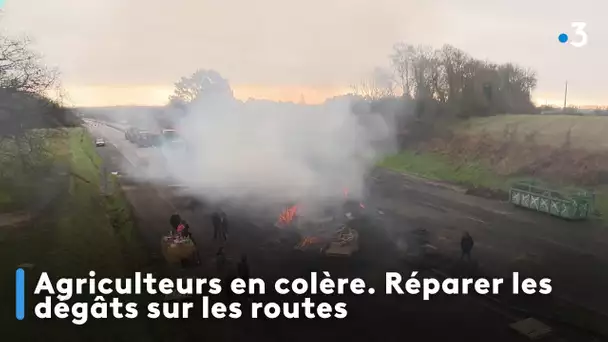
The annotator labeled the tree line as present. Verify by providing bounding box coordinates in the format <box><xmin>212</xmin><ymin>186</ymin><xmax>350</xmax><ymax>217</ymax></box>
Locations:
<box><xmin>166</xmin><ymin>43</ymin><xmax>539</xmax><ymax>126</ymax></box>
<box><xmin>355</xmin><ymin>43</ymin><xmax>538</xmax><ymax>119</ymax></box>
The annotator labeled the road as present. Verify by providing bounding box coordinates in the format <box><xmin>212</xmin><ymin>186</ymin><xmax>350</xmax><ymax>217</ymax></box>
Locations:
<box><xmin>86</xmin><ymin>120</ymin><xmax>608</xmax><ymax>342</ymax></box>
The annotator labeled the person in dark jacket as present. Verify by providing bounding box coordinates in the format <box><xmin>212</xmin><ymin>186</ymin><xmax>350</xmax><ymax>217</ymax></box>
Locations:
<box><xmin>169</xmin><ymin>213</ymin><xmax>201</xmax><ymax>265</ymax></box>
<box><xmin>169</xmin><ymin>214</ymin><xmax>182</xmax><ymax>232</ymax></box>
<box><xmin>220</xmin><ymin>211</ymin><xmax>228</xmax><ymax>236</ymax></box>
<box><xmin>461</xmin><ymin>231</ymin><xmax>474</xmax><ymax>261</ymax></box>
<box><xmin>211</xmin><ymin>210</ymin><xmax>228</xmax><ymax>241</ymax></box>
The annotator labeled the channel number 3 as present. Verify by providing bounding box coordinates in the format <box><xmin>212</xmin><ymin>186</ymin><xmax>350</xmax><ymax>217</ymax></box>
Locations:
<box><xmin>570</xmin><ymin>22</ymin><xmax>588</xmax><ymax>47</ymax></box>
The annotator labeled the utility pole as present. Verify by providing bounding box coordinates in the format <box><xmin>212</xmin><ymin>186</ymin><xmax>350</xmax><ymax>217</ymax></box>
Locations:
<box><xmin>563</xmin><ymin>81</ymin><xmax>568</xmax><ymax>111</ymax></box>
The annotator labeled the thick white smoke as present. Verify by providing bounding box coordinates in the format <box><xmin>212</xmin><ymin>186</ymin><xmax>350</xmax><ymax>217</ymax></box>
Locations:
<box><xmin>137</xmin><ymin>86</ymin><xmax>396</xmax><ymax>216</ymax></box>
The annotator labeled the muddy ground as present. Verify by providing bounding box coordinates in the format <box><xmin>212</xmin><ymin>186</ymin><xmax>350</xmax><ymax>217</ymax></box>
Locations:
<box><xmin>87</xmin><ymin>121</ymin><xmax>608</xmax><ymax>342</ymax></box>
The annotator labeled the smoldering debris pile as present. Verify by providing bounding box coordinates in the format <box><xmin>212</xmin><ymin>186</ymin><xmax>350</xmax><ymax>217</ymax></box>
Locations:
<box><xmin>274</xmin><ymin>201</ymin><xmax>362</xmax><ymax>255</ymax></box>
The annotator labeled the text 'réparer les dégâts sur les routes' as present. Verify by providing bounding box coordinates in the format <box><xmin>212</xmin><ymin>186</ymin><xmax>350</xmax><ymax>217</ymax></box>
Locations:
<box><xmin>15</xmin><ymin>270</ymin><xmax>551</xmax><ymax>324</ymax></box>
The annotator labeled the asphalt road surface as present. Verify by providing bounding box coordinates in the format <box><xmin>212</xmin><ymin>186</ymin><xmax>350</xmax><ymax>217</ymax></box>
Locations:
<box><xmin>86</xmin><ymin>120</ymin><xmax>608</xmax><ymax>342</ymax></box>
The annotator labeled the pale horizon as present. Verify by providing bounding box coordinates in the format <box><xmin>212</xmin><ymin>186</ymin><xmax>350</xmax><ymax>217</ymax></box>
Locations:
<box><xmin>64</xmin><ymin>84</ymin><xmax>604</xmax><ymax>109</ymax></box>
<box><xmin>63</xmin><ymin>84</ymin><xmax>352</xmax><ymax>107</ymax></box>
<box><xmin>1</xmin><ymin>0</ymin><xmax>606</xmax><ymax>108</ymax></box>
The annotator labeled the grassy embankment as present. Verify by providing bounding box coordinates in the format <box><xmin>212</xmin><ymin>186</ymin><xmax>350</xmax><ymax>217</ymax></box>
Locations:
<box><xmin>0</xmin><ymin>128</ymin><xmax>154</xmax><ymax>339</ymax></box>
<box><xmin>380</xmin><ymin>115</ymin><xmax>608</xmax><ymax>218</ymax></box>
<box><xmin>0</xmin><ymin>128</ymin><xmax>146</xmax><ymax>274</ymax></box>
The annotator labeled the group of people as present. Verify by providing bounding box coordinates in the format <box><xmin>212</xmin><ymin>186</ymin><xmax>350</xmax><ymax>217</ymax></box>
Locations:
<box><xmin>168</xmin><ymin>209</ymin><xmax>250</xmax><ymax>279</ymax></box>
<box><xmin>168</xmin><ymin>209</ymin><xmax>228</xmax><ymax>244</ymax></box>
<box><xmin>211</xmin><ymin>210</ymin><xmax>229</xmax><ymax>241</ymax></box>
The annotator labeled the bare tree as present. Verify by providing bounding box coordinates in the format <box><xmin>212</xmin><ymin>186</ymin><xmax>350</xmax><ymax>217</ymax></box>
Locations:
<box><xmin>388</xmin><ymin>42</ymin><xmax>538</xmax><ymax>118</ymax></box>
<box><xmin>0</xmin><ymin>34</ymin><xmax>69</xmax><ymax>182</ymax></box>
<box><xmin>390</xmin><ymin>43</ymin><xmax>415</xmax><ymax>98</ymax></box>
<box><xmin>351</xmin><ymin>67</ymin><xmax>396</xmax><ymax>101</ymax></box>
<box><xmin>438</xmin><ymin>44</ymin><xmax>469</xmax><ymax>103</ymax></box>
<box><xmin>409</xmin><ymin>45</ymin><xmax>436</xmax><ymax>100</ymax></box>
<box><xmin>0</xmin><ymin>36</ymin><xmax>59</xmax><ymax>95</ymax></box>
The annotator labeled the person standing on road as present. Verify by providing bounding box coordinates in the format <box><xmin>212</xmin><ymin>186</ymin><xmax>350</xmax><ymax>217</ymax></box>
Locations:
<box><xmin>461</xmin><ymin>231</ymin><xmax>474</xmax><ymax>261</ymax></box>
<box><xmin>211</xmin><ymin>210</ymin><xmax>228</xmax><ymax>241</ymax></box>
<box><xmin>219</xmin><ymin>211</ymin><xmax>228</xmax><ymax>238</ymax></box>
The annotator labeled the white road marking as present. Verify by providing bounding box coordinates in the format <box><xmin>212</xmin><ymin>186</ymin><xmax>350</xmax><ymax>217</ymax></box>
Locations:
<box><xmin>467</xmin><ymin>217</ymin><xmax>486</xmax><ymax>224</ymax></box>
<box><xmin>110</xmin><ymin>142</ymin><xmax>136</xmax><ymax>167</ymax></box>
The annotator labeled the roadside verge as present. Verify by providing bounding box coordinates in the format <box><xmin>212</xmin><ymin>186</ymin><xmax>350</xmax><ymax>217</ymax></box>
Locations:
<box><xmin>0</xmin><ymin>128</ymin><xmax>151</xmax><ymax>340</ymax></box>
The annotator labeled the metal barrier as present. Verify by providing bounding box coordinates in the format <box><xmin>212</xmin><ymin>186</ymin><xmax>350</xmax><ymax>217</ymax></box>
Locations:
<box><xmin>509</xmin><ymin>182</ymin><xmax>593</xmax><ymax>220</ymax></box>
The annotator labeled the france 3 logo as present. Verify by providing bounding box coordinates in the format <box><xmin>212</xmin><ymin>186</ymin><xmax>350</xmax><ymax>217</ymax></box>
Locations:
<box><xmin>558</xmin><ymin>22</ymin><xmax>588</xmax><ymax>47</ymax></box>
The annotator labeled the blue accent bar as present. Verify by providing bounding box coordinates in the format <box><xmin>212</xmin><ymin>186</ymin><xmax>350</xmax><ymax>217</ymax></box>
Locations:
<box><xmin>16</xmin><ymin>268</ymin><xmax>24</xmax><ymax>320</ymax></box>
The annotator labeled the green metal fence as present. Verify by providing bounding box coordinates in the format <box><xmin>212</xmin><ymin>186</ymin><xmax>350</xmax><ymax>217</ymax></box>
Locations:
<box><xmin>509</xmin><ymin>182</ymin><xmax>593</xmax><ymax>220</ymax></box>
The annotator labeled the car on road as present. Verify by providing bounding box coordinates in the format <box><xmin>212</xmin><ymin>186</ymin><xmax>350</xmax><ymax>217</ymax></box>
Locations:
<box><xmin>135</xmin><ymin>132</ymin><xmax>155</xmax><ymax>147</ymax></box>
<box><xmin>125</xmin><ymin>128</ymin><xmax>136</xmax><ymax>142</ymax></box>
<box><xmin>95</xmin><ymin>138</ymin><xmax>106</xmax><ymax>147</ymax></box>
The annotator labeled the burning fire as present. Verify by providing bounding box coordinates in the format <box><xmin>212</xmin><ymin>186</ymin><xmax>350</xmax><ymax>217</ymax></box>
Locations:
<box><xmin>277</xmin><ymin>205</ymin><xmax>298</xmax><ymax>226</ymax></box>
<box><xmin>344</xmin><ymin>187</ymin><xmax>365</xmax><ymax>210</ymax></box>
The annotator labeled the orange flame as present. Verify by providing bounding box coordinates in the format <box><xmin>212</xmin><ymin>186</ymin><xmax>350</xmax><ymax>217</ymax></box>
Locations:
<box><xmin>278</xmin><ymin>205</ymin><xmax>298</xmax><ymax>226</ymax></box>
<box><xmin>345</xmin><ymin>187</ymin><xmax>365</xmax><ymax>209</ymax></box>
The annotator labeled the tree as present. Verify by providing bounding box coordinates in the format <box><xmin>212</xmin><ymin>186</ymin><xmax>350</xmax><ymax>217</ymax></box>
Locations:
<box><xmin>168</xmin><ymin>69</ymin><xmax>234</xmax><ymax>106</ymax></box>
<box><xmin>388</xmin><ymin>42</ymin><xmax>538</xmax><ymax>118</ymax></box>
<box><xmin>438</xmin><ymin>44</ymin><xmax>469</xmax><ymax>104</ymax></box>
<box><xmin>390</xmin><ymin>43</ymin><xmax>415</xmax><ymax>98</ymax></box>
<box><xmin>0</xmin><ymin>36</ymin><xmax>59</xmax><ymax>95</ymax></box>
<box><xmin>0</xmin><ymin>34</ymin><xmax>71</xmax><ymax>136</ymax></box>
<box><xmin>351</xmin><ymin>67</ymin><xmax>396</xmax><ymax>101</ymax></box>
<box><xmin>0</xmin><ymin>34</ymin><xmax>71</xmax><ymax>183</ymax></box>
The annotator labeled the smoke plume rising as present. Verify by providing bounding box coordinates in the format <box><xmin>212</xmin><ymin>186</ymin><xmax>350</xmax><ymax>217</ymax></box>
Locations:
<box><xmin>137</xmin><ymin>82</ymin><xmax>397</xmax><ymax>216</ymax></box>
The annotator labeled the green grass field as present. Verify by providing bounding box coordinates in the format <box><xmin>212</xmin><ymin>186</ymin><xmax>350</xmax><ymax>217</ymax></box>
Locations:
<box><xmin>379</xmin><ymin>150</ymin><xmax>507</xmax><ymax>190</ymax></box>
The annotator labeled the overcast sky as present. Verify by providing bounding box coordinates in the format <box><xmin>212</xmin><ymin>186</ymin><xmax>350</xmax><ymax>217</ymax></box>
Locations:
<box><xmin>1</xmin><ymin>0</ymin><xmax>606</xmax><ymax>106</ymax></box>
